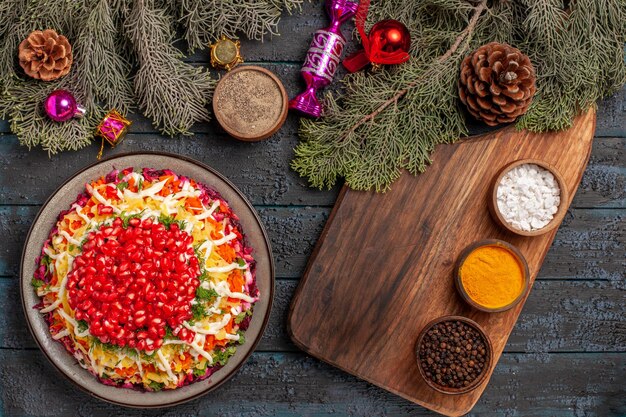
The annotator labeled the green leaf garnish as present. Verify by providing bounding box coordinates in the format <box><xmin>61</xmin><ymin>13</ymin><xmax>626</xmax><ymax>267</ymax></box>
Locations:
<box><xmin>191</xmin><ymin>303</ymin><xmax>209</xmax><ymax>321</ymax></box>
<box><xmin>77</xmin><ymin>320</ymin><xmax>88</xmax><ymax>333</ymax></box>
<box><xmin>148</xmin><ymin>381</ymin><xmax>165</xmax><ymax>391</ymax></box>
<box><xmin>212</xmin><ymin>346</ymin><xmax>237</xmax><ymax>366</ymax></box>
<box><xmin>158</xmin><ymin>213</ymin><xmax>187</xmax><ymax>230</ymax></box>
<box><xmin>31</xmin><ymin>278</ymin><xmax>45</xmax><ymax>289</ymax></box>
<box><xmin>237</xmin><ymin>330</ymin><xmax>246</xmax><ymax>345</ymax></box>
<box><xmin>196</xmin><ymin>287</ymin><xmax>218</xmax><ymax>302</ymax></box>
<box><xmin>164</xmin><ymin>326</ymin><xmax>176</xmax><ymax>340</ymax></box>
<box><xmin>234</xmin><ymin>310</ymin><xmax>252</xmax><ymax>324</ymax></box>
<box><xmin>193</xmin><ymin>366</ymin><xmax>207</xmax><ymax>377</ymax></box>
<box><xmin>119</xmin><ymin>210</ymin><xmax>145</xmax><ymax>228</ymax></box>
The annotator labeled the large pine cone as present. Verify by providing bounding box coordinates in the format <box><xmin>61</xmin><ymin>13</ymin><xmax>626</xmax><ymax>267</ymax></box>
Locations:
<box><xmin>459</xmin><ymin>42</ymin><xmax>536</xmax><ymax>126</ymax></box>
<box><xmin>18</xmin><ymin>29</ymin><xmax>73</xmax><ymax>81</ymax></box>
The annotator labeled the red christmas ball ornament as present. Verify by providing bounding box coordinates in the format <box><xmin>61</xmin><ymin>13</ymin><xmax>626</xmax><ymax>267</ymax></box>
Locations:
<box><xmin>343</xmin><ymin>1</ymin><xmax>411</xmax><ymax>72</ymax></box>
<box><xmin>368</xmin><ymin>20</ymin><xmax>411</xmax><ymax>56</ymax></box>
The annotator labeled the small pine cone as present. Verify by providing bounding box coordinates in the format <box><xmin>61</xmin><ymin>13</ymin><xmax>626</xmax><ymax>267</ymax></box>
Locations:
<box><xmin>18</xmin><ymin>29</ymin><xmax>73</xmax><ymax>81</ymax></box>
<box><xmin>459</xmin><ymin>42</ymin><xmax>536</xmax><ymax>126</ymax></box>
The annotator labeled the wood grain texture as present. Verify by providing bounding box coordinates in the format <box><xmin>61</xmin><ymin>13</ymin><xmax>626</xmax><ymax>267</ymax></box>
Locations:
<box><xmin>3</xmin><ymin>278</ymin><xmax>624</xmax><ymax>353</ymax></box>
<box><xmin>0</xmin><ymin>349</ymin><xmax>624</xmax><ymax>417</ymax></box>
<box><xmin>1</xmin><ymin>206</ymin><xmax>622</xmax><ymax>280</ymax></box>
<box><xmin>0</xmin><ymin>66</ymin><xmax>623</xmax><ymax>208</ymax></box>
<box><xmin>289</xmin><ymin>110</ymin><xmax>599</xmax><ymax>416</ymax></box>
<box><xmin>0</xmin><ymin>206</ymin><xmax>328</xmax><ymax>279</ymax></box>
<box><xmin>0</xmin><ymin>1</ymin><xmax>623</xmax><ymax>411</ymax></box>
<box><xmin>0</xmin><ymin>133</ymin><xmax>621</xmax><ymax>208</ymax></box>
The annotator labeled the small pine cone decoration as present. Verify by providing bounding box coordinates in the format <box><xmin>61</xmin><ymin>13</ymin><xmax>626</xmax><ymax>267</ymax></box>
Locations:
<box><xmin>459</xmin><ymin>42</ymin><xmax>536</xmax><ymax>126</ymax></box>
<box><xmin>18</xmin><ymin>29</ymin><xmax>73</xmax><ymax>81</ymax></box>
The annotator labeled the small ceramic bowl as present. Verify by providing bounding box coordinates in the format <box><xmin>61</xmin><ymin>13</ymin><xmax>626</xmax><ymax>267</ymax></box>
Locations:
<box><xmin>489</xmin><ymin>159</ymin><xmax>568</xmax><ymax>237</ymax></box>
<box><xmin>455</xmin><ymin>239</ymin><xmax>530</xmax><ymax>313</ymax></box>
<box><xmin>415</xmin><ymin>315</ymin><xmax>493</xmax><ymax>395</ymax></box>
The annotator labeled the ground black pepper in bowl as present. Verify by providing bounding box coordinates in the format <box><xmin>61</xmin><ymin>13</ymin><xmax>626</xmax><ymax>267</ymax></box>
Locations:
<box><xmin>416</xmin><ymin>316</ymin><xmax>492</xmax><ymax>394</ymax></box>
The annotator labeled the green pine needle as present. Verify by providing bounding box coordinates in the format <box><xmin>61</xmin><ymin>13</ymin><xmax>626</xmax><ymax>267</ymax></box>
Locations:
<box><xmin>0</xmin><ymin>0</ymin><xmax>301</xmax><ymax>153</ymax></box>
<box><xmin>292</xmin><ymin>0</ymin><xmax>626</xmax><ymax>192</ymax></box>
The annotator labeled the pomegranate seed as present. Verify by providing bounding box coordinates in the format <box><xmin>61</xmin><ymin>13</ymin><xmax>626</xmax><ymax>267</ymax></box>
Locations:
<box><xmin>103</xmin><ymin>319</ymin><xmax>114</xmax><ymax>332</ymax></box>
<box><xmin>97</xmin><ymin>204</ymin><xmax>114</xmax><ymax>215</ymax></box>
<box><xmin>134</xmin><ymin>315</ymin><xmax>147</xmax><ymax>327</ymax></box>
<box><xmin>162</xmin><ymin>304</ymin><xmax>174</xmax><ymax>317</ymax></box>
<box><xmin>65</xmin><ymin>220</ymin><xmax>201</xmax><ymax>350</ymax></box>
<box><xmin>148</xmin><ymin>327</ymin><xmax>158</xmax><ymax>340</ymax></box>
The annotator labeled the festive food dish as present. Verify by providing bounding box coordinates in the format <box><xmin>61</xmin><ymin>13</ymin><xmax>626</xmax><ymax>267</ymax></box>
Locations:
<box><xmin>32</xmin><ymin>167</ymin><xmax>258</xmax><ymax>391</ymax></box>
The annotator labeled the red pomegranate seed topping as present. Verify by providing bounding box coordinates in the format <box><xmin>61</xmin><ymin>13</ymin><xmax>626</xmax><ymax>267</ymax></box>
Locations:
<box><xmin>67</xmin><ymin>218</ymin><xmax>201</xmax><ymax>350</ymax></box>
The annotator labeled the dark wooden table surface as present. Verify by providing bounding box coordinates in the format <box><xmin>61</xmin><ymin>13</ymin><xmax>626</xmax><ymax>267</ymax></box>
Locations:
<box><xmin>0</xmin><ymin>4</ymin><xmax>624</xmax><ymax>416</ymax></box>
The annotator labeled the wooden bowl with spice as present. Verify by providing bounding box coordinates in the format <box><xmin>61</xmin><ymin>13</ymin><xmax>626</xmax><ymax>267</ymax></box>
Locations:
<box><xmin>489</xmin><ymin>159</ymin><xmax>569</xmax><ymax>237</ymax></box>
<box><xmin>455</xmin><ymin>239</ymin><xmax>530</xmax><ymax>313</ymax></box>
<box><xmin>416</xmin><ymin>316</ymin><xmax>492</xmax><ymax>395</ymax></box>
<box><xmin>213</xmin><ymin>65</ymin><xmax>289</xmax><ymax>142</ymax></box>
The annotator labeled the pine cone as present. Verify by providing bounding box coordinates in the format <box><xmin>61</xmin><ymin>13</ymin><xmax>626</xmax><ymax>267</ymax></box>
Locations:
<box><xmin>18</xmin><ymin>29</ymin><xmax>73</xmax><ymax>81</ymax></box>
<box><xmin>459</xmin><ymin>42</ymin><xmax>536</xmax><ymax>126</ymax></box>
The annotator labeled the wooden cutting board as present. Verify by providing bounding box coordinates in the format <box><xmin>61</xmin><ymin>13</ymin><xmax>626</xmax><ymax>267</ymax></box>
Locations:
<box><xmin>288</xmin><ymin>109</ymin><xmax>596</xmax><ymax>416</ymax></box>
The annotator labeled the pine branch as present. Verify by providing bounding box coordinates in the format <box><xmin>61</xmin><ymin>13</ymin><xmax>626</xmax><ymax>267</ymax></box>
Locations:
<box><xmin>70</xmin><ymin>0</ymin><xmax>133</xmax><ymax>113</ymax></box>
<box><xmin>0</xmin><ymin>0</ymin><xmax>299</xmax><ymax>153</ymax></box>
<box><xmin>4</xmin><ymin>78</ymin><xmax>100</xmax><ymax>154</ymax></box>
<box><xmin>178</xmin><ymin>0</ymin><xmax>304</xmax><ymax>52</ymax></box>
<box><xmin>516</xmin><ymin>0</ymin><xmax>626</xmax><ymax>131</ymax></box>
<box><xmin>126</xmin><ymin>0</ymin><xmax>215</xmax><ymax>136</ymax></box>
<box><xmin>339</xmin><ymin>0</ymin><xmax>488</xmax><ymax>142</ymax></box>
<box><xmin>292</xmin><ymin>0</ymin><xmax>625</xmax><ymax>192</ymax></box>
<box><xmin>292</xmin><ymin>0</ymin><xmax>495</xmax><ymax>192</ymax></box>
<box><xmin>0</xmin><ymin>0</ymin><xmax>98</xmax><ymax>155</ymax></box>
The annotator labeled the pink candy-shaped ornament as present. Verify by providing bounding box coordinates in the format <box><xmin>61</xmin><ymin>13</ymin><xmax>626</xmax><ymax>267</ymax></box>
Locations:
<box><xmin>289</xmin><ymin>0</ymin><xmax>358</xmax><ymax>117</ymax></box>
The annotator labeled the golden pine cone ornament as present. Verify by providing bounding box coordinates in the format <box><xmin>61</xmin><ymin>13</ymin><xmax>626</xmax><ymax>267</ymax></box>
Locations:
<box><xmin>18</xmin><ymin>29</ymin><xmax>73</xmax><ymax>81</ymax></box>
<box><xmin>459</xmin><ymin>42</ymin><xmax>536</xmax><ymax>126</ymax></box>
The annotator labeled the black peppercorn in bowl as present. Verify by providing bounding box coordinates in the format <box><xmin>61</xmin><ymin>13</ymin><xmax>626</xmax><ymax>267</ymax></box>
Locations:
<box><xmin>415</xmin><ymin>316</ymin><xmax>492</xmax><ymax>395</ymax></box>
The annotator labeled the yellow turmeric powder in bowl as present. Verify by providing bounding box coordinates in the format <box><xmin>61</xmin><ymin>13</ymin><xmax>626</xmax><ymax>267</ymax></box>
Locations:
<box><xmin>456</xmin><ymin>241</ymin><xmax>529</xmax><ymax>312</ymax></box>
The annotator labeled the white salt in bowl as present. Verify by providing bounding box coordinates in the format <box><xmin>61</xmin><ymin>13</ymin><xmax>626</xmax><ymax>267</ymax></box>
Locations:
<box><xmin>488</xmin><ymin>159</ymin><xmax>569</xmax><ymax>237</ymax></box>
